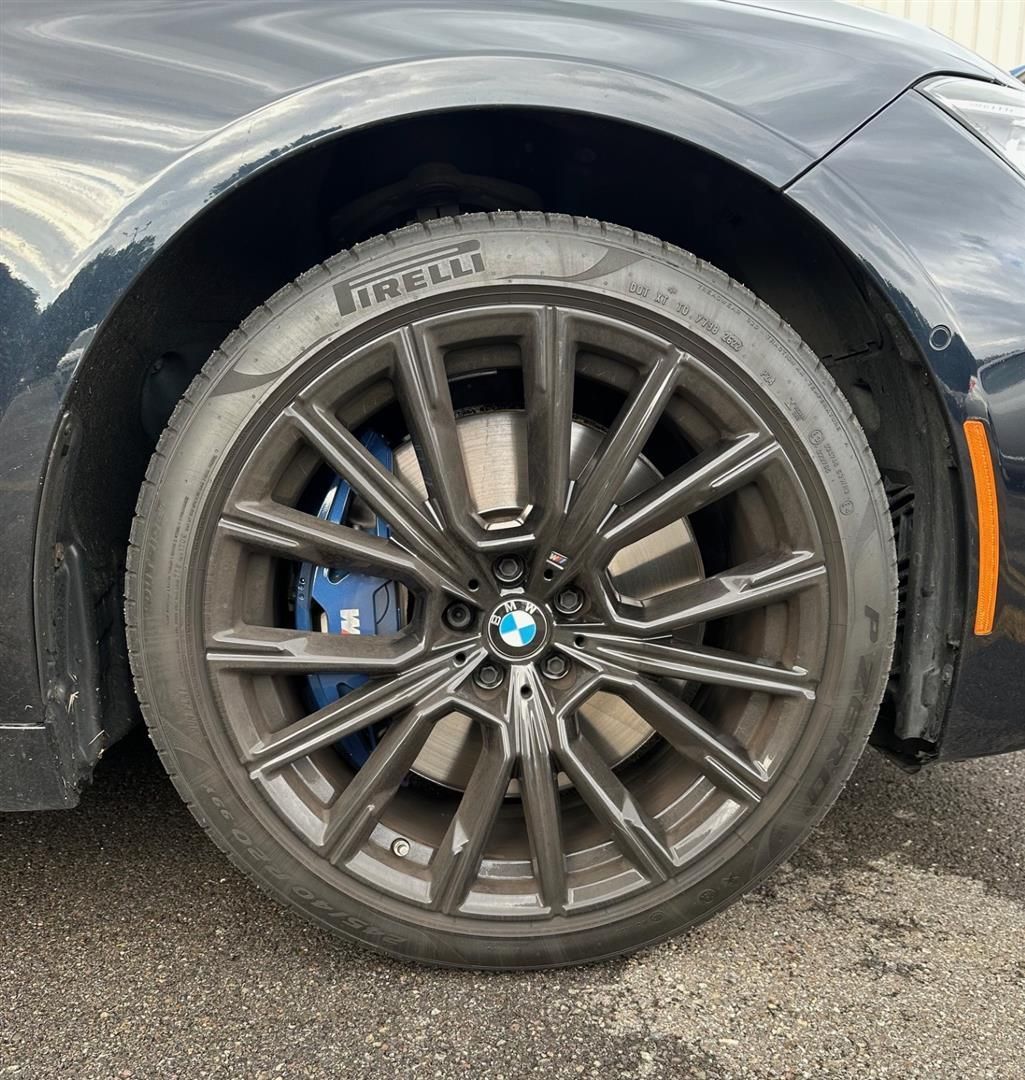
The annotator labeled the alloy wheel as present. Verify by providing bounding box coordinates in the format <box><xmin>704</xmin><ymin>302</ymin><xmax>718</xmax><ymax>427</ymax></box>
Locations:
<box><xmin>200</xmin><ymin>296</ymin><xmax>831</xmax><ymax>921</ymax></box>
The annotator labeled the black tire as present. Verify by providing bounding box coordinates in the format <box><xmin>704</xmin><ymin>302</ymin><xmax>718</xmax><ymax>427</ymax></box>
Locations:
<box><xmin>126</xmin><ymin>213</ymin><xmax>896</xmax><ymax>969</ymax></box>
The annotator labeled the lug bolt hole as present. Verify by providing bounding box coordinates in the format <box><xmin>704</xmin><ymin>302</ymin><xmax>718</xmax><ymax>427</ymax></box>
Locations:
<box><xmin>473</xmin><ymin>663</ymin><xmax>504</xmax><ymax>690</ymax></box>
<box><xmin>555</xmin><ymin>587</ymin><xmax>584</xmax><ymax>615</ymax></box>
<box><xmin>444</xmin><ymin>602</ymin><xmax>474</xmax><ymax>631</ymax></box>
<box><xmin>467</xmin><ymin>578</ymin><xmax>479</xmax><ymax>591</ymax></box>
<box><xmin>493</xmin><ymin>554</ymin><xmax>525</xmax><ymax>585</ymax></box>
<box><xmin>541</xmin><ymin>654</ymin><xmax>570</xmax><ymax>680</ymax></box>
<box><xmin>454</xmin><ymin>652</ymin><xmax>467</xmax><ymax>666</ymax></box>
<box><xmin>520</xmin><ymin>684</ymin><xmax>533</xmax><ymax>699</ymax></box>
<box><xmin>573</xmin><ymin>635</ymin><xmax>585</xmax><ymax>648</ymax></box>
<box><xmin>543</xmin><ymin>568</ymin><xmax>554</xmax><ymax>581</ymax></box>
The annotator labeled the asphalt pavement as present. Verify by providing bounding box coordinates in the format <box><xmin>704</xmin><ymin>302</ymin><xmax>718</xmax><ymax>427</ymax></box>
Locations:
<box><xmin>1</xmin><ymin>730</ymin><xmax>1023</xmax><ymax>1079</ymax></box>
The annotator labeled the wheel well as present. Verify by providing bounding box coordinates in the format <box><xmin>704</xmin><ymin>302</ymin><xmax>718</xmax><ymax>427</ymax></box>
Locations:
<box><xmin>57</xmin><ymin>106</ymin><xmax>962</xmax><ymax>765</ymax></box>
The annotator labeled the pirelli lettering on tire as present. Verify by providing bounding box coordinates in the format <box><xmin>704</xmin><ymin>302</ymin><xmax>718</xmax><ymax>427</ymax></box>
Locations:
<box><xmin>334</xmin><ymin>240</ymin><xmax>485</xmax><ymax>315</ymax></box>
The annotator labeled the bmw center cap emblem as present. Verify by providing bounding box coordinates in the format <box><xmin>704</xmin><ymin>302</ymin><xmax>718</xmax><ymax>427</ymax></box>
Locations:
<box><xmin>488</xmin><ymin>598</ymin><xmax>549</xmax><ymax>659</ymax></box>
<box><xmin>499</xmin><ymin>609</ymin><xmax>537</xmax><ymax>648</ymax></box>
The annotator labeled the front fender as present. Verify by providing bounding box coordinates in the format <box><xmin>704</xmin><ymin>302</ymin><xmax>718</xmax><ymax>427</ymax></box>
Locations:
<box><xmin>77</xmin><ymin>53</ymin><xmax>814</xmax><ymax>283</ymax></box>
<box><xmin>787</xmin><ymin>87</ymin><xmax>1025</xmax><ymax>761</ymax></box>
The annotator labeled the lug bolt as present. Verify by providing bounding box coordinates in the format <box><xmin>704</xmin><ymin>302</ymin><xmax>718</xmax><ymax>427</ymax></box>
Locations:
<box><xmin>444</xmin><ymin>601</ymin><xmax>474</xmax><ymax>631</ymax></box>
<box><xmin>541</xmin><ymin>654</ymin><xmax>570</xmax><ymax>680</ymax></box>
<box><xmin>554</xmin><ymin>587</ymin><xmax>584</xmax><ymax>615</ymax></box>
<box><xmin>474</xmin><ymin>663</ymin><xmax>505</xmax><ymax>690</ymax></box>
<box><xmin>391</xmin><ymin>837</ymin><xmax>411</xmax><ymax>858</ymax></box>
<box><xmin>493</xmin><ymin>554</ymin><xmax>525</xmax><ymax>585</ymax></box>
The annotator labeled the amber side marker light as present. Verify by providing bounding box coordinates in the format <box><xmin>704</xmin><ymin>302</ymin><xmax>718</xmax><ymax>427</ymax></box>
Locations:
<box><xmin>963</xmin><ymin>419</ymin><xmax>999</xmax><ymax>636</ymax></box>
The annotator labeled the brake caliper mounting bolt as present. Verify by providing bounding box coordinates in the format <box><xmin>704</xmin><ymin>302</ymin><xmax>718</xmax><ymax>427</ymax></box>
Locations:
<box><xmin>541</xmin><ymin>654</ymin><xmax>570</xmax><ymax>680</ymax></box>
<box><xmin>444</xmin><ymin>601</ymin><xmax>473</xmax><ymax>631</ymax></box>
<box><xmin>493</xmin><ymin>554</ymin><xmax>525</xmax><ymax>585</ymax></box>
<box><xmin>474</xmin><ymin>663</ymin><xmax>505</xmax><ymax>690</ymax></box>
<box><xmin>554</xmin><ymin>587</ymin><xmax>584</xmax><ymax>615</ymax></box>
<box><xmin>391</xmin><ymin>837</ymin><xmax>411</xmax><ymax>859</ymax></box>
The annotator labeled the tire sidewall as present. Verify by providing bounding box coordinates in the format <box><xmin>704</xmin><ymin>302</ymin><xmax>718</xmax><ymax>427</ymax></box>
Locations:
<box><xmin>130</xmin><ymin>216</ymin><xmax>895</xmax><ymax>968</ymax></box>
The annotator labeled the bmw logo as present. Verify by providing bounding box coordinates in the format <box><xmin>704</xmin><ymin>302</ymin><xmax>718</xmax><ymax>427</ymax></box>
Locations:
<box><xmin>498</xmin><ymin>609</ymin><xmax>537</xmax><ymax>648</ymax></box>
<box><xmin>487</xmin><ymin>598</ymin><xmax>549</xmax><ymax>659</ymax></box>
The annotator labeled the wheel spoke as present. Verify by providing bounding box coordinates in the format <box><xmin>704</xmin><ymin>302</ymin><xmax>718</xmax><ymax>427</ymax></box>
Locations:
<box><xmin>564</xmin><ymin>631</ymin><xmax>815</xmax><ymax>700</ymax></box>
<box><xmin>430</xmin><ymin>727</ymin><xmax>516</xmax><ymax>913</ymax></box>
<box><xmin>558</xmin><ymin>351</ymin><xmax>682</xmax><ymax>553</ymax></box>
<box><xmin>621</xmin><ymin>677</ymin><xmax>769</xmax><ymax>805</ymax></box>
<box><xmin>206</xmin><ymin>624</ymin><xmax>426</xmax><ymax>675</ymax></box>
<box><xmin>601</xmin><ymin>432</ymin><xmax>780</xmax><ymax>554</ymax></box>
<box><xmin>554</xmin><ymin>722</ymin><xmax>676</xmax><ymax>881</ymax></box>
<box><xmin>323</xmin><ymin>707</ymin><xmax>437</xmax><ymax>866</ymax></box>
<box><xmin>516</xmin><ymin>682</ymin><xmax>567</xmax><ymax>915</ymax></box>
<box><xmin>219</xmin><ymin>499</ymin><xmax>420</xmax><ymax>582</ymax></box>
<box><xmin>286</xmin><ymin>399</ymin><xmax>477</xmax><ymax>591</ymax></box>
<box><xmin>524</xmin><ymin>306</ymin><xmax>575</xmax><ymax>543</ymax></box>
<box><xmin>245</xmin><ymin>652</ymin><xmax>466</xmax><ymax>777</ymax></box>
<box><xmin>600</xmin><ymin>550</ymin><xmax>826</xmax><ymax>634</ymax></box>
<box><xmin>393</xmin><ymin>326</ymin><xmax>482</xmax><ymax>548</ymax></box>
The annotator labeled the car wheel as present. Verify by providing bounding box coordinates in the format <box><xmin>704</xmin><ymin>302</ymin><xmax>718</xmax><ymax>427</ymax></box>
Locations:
<box><xmin>126</xmin><ymin>213</ymin><xmax>896</xmax><ymax>969</ymax></box>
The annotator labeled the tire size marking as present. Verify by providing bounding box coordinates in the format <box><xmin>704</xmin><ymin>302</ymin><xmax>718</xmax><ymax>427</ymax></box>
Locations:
<box><xmin>809</xmin><ymin>428</ymin><xmax>853</xmax><ymax>509</ymax></box>
<box><xmin>631</xmin><ymin>268</ymin><xmax>863</xmax><ymax>519</ymax></box>
<box><xmin>629</xmin><ymin>276</ymin><xmax>745</xmax><ymax>353</ymax></box>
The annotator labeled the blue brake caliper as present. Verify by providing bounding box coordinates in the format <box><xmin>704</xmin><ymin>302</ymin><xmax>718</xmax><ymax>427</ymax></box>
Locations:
<box><xmin>293</xmin><ymin>431</ymin><xmax>402</xmax><ymax>767</ymax></box>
